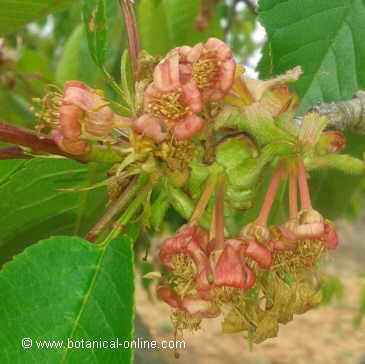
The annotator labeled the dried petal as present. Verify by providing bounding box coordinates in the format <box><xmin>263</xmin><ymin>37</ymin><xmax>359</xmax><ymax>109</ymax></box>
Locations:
<box><xmin>52</xmin><ymin>130</ymin><xmax>89</xmax><ymax>155</ymax></box>
<box><xmin>133</xmin><ymin>114</ymin><xmax>167</xmax><ymax>143</ymax></box>
<box><xmin>213</xmin><ymin>245</ymin><xmax>247</xmax><ymax>288</ymax></box>
<box><xmin>245</xmin><ymin>238</ymin><xmax>273</xmax><ymax>270</ymax></box>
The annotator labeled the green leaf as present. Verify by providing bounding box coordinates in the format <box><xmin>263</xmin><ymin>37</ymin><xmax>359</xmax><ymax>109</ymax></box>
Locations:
<box><xmin>0</xmin><ymin>0</ymin><xmax>72</xmax><ymax>36</ymax></box>
<box><xmin>164</xmin><ymin>0</ymin><xmax>224</xmax><ymax>46</ymax></box>
<box><xmin>0</xmin><ymin>91</ymin><xmax>34</xmax><ymax>127</ymax></box>
<box><xmin>0</xmin><ymin>234</ymin><xmax>135</xmax><ymax>363</ymax></box>
<box><xmin>136</xmin><ymin>0</ymin><xmax>171</xmax><ymax>56</ymax></box>
<box><xmin>258</xmin><ymin>0</ymin><xmax>365</xmax><ymax>112</ymax></box>
<box><xmin>82</xmin><ymin>0</ymin><xmax>107</xmax><ymax>66</ymax></box>
<box><xmin>136</xmin><ymin>0</ymin><xmax>224</xmax><ymax>56</ymax></box>
<box><xmin>56</xmin><ymin>25</ymin><xmax>102</xmax><ymax>85</ymax></box>
<box><xmin>0</xmin><ymin>158</ymin><xmax>108</xmax><ymax>265</ymax></box>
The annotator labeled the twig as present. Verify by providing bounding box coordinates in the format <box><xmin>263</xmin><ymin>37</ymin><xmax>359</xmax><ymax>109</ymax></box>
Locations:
<box><xmin>313</xmin><ymin>91</ymin><xmax>365</xmax><ymax>134</ymax></box>
<box><xmin>0</xmin><ymin>146</ymin><xmax>32</xmax><ymax>160</ymax></box>
<box><xmin>0</xmin><ymin>120</ymin><xmax>126</xmax><ymax>164</ymax></box>
<box><xmin>0</xmin><ymin>120</ymin><xmax>87</xmax><ymax>163</ymax></box>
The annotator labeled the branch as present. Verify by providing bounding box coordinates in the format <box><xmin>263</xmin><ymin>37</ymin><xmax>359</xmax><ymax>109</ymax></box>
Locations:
<box><xmin>0</xmin><ymin>120</ymin><xmax>87</xmax><ymax>163</ymax></box>
<box><xmin>313</xmin><ymin>91</ymin><xmax>365</xmax><ymax>134</ymax></box>
<box><xmin>0</xmin><ymin>146</ymin><xmax>32</xmax><ymax>160</ymax></box>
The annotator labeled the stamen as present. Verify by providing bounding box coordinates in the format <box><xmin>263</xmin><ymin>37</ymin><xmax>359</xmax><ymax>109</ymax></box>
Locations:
<box><xmin>192</xmin><ymin>54</ymin><xmax>219</xmax><ymax>89</ymax></box>
<box><xmin>33</xmin><ymin>90</ymin><xmax>63</xmax><ymax>133</ymax></box>
<box><xmin>148</xmin><ymin>91</ymin><xmax>189</xmax><ymax>121</ymax></box>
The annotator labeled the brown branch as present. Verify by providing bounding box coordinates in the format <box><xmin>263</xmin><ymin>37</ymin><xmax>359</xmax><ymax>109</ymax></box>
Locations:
<box><xmin>313</xmin><ymin>91</ymin><xmax>365</xmax><ymax>134</ymax></box>
<box><xmin>0</xmin><ymin>120</ymin><xmax>87</xmax><ymax>163</ymax></box>
<box><xmin>0</xmin><ymin>146</ymin><xmax>32</xmax><ymax>160</ymax></box>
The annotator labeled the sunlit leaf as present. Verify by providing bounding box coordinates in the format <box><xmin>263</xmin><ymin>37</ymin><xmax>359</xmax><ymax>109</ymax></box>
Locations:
<box><xmin>0</xmin><ymin>234</ymin><xmax>135</xmax><ymax>363</ymax></box>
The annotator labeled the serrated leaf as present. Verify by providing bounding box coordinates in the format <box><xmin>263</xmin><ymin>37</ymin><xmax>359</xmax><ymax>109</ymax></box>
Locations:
<box><xmin>0</xmin><ymin>234</ymin><xmax>135</xmax><ymax>363</ymax></box>
<box><xmin>258</xmin><ymin>0</ymin><xmax>365</xmax><ymax>219</ymax></box>
<box><xmin>258</xmin><ymin>0</ymin><xmax>365</xmax><ymax>112</ymax></box>
<box><xmin>0</xmin><ymin>0</ymin><xmax>72</xmax><ymax>36</ymax></box>
<box><xmin>0</xmin><ymin>158</ymin><xmax>108</xmax><ymax>265</ymax></box>
<box><xmin>82</xmin><ymin>0</ymin><xmax>107</xmax><ymax>66</ymax></box>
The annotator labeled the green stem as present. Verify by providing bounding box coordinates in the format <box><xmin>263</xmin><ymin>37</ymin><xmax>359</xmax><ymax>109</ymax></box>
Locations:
<box><xmin>297</xmin><ymin>159</ymin><xmax>312</xmax><ymax>210</ymax></box>
<box><xmin>103</xmin><ymin>176</ymin><xmax>150</xmax><ymax>243</ymax></box>
<box><xmin>167</xmin><ymin>185</ymin><xmax>211</xmax><ymax>230</ymax></box>
<box><xmin>84</xmin><ymin>144</ymin><xmax>126</xmax><ymax>164</ymax></box>
<box><xmin>189</xmin><ymin>174</ymin><xmax>217</xmax><ymax>225</ymax></box>
<box><xmin>255</xmin><ymin>163</ymin><xmax>282</xmax><ymax>225</ymax></box>
<box><xmin>288</xmin><ymin>164</ymin><xmax>298</xmax><ymax>218</ymax></box>
<box><xmin>85</xmin><ymin>174</ymin><xmax>147</xmax><ymax>242</ymax></box>
<box><xmin>214</xmin><ymin>174</ymin><xmax>225</xmax><ymax>249</ymax></box>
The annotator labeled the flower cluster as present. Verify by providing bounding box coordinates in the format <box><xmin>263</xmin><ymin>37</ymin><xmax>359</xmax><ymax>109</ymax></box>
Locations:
<box><xmin>133</xmin><ymin>38</ymin><xmax>236</xmax><ymax>142</ymax></box>
<box><xmin>31</xmin><ymin>36</ymin><xmax>360</xmax><ymax>346</ymax></box>
<box><xmin>157</xmin><ymin>158</ymin><xmax>339</xmax><ymax>344</ymax></box>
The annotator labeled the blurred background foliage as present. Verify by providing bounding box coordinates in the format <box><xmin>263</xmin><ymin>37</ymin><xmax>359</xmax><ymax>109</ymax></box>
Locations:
<box><xmin>0</xmin><ymin>0</ymin><xmax>364</xmax><ymax>330</ymax></box>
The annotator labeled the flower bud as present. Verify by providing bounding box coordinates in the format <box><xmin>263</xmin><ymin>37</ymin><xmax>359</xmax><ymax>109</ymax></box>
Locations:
<box><xmin>316</xmin><ymin>130</ymin><xmax>346</xmax><ymax>155</ymax></box>
<box><xmin>244</xmin><ymin>237</ymin><xmax>273</xmax><ymax>270</ymax></box>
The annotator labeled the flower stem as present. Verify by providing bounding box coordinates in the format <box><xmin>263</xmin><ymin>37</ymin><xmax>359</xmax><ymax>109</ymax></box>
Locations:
<box><xmin>297</xmin><ymin>159</ymin><xmax>312</xmax><ymax>210</ymax></box>
<box><xmin>189</xmin><ymin>174</ymin><xmax>217</xmax><ymax>225</ymax></box>
<box><xmin>85</xmin><ymin>174</ymin><xmax>147</xmax><ymax>242</ymax></box>
<box><xmin>288</xmin><ymin>166</ymin><xmax>298</xmax><ymax>218</ymax></box>
<box><xmin>255</xmin><ymin>163</ymin><xmax>282</xmax><ymax>225</ymax></box>
<box><xmin>214</xmin><ymin>174</ymin><xmax>226</xmax><ymax>249</ymax></box>
<box><xmin>103</xmin><ymin>177</ymin><xmax>151</xmax><ymax>244</ymax></box>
